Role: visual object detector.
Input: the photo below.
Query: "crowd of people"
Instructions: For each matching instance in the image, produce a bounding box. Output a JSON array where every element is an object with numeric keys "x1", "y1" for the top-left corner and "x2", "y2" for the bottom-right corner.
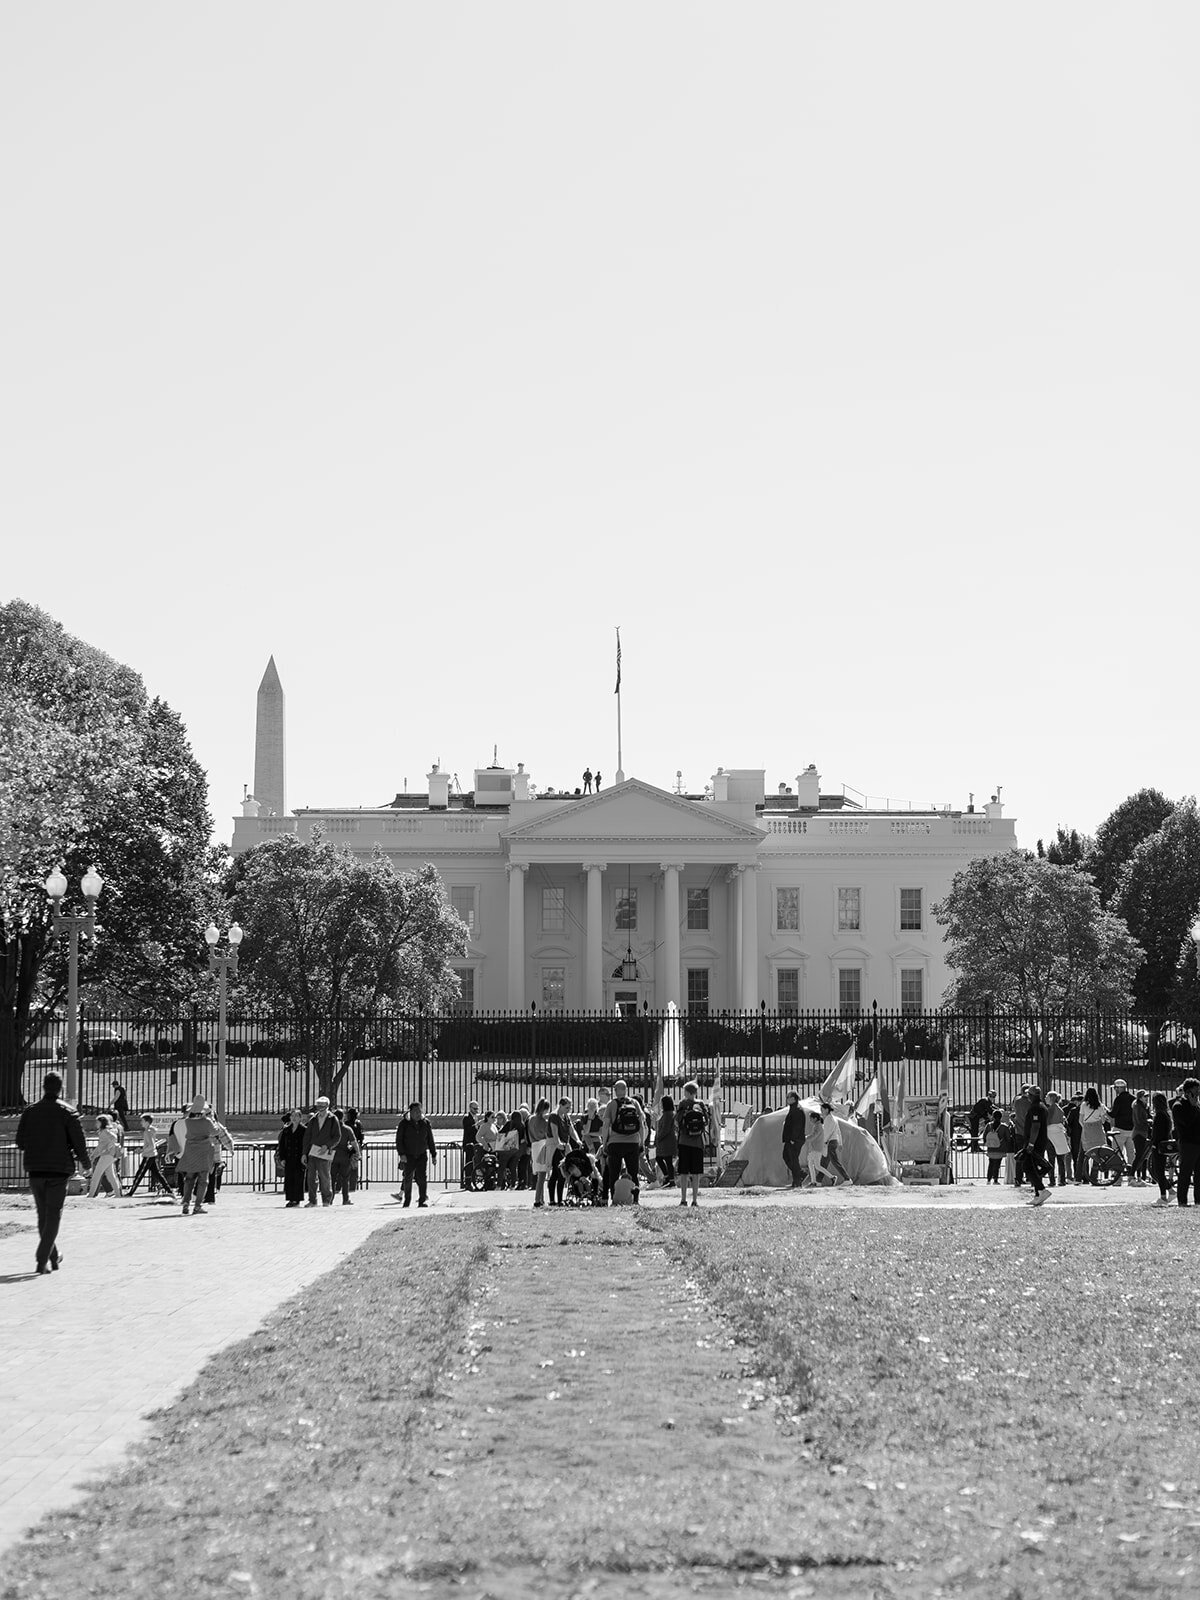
[
  {"x1": 462, "y1": 1078, "x2": 719, "y2": 1207},
  {"x1": 971, "y1": 1077, "x2": 1200, "y2": 1207}
]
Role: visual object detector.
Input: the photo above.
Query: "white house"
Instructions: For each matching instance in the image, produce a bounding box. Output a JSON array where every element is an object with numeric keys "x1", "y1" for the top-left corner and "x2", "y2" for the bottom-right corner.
[{"x1": 232, "y1": 666, "x2": 1017, "y2": 1015}]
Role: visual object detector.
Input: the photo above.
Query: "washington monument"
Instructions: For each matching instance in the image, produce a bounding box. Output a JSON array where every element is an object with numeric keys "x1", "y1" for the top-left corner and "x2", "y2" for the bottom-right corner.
[{"x1": 253, "y1": 656, "x2": 286, "y2": 817}]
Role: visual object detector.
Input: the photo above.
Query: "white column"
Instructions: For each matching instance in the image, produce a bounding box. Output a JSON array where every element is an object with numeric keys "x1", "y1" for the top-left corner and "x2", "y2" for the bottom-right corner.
[
  {"x1": 506, "y1": 862, "x2": 526, "y2": 1007},
  {"x1": 740, "y1": 863, "x2": 759, "y2": 1008},
  {"x1": 730, "y1": 867, "x2": 743, "y2": 1009},
  {"x1": 661, "y1": 861, "x2": 682, "y2": 1010},
  {"x1": 584, "y1": 861, "x2": 605, "y2": 1010}
]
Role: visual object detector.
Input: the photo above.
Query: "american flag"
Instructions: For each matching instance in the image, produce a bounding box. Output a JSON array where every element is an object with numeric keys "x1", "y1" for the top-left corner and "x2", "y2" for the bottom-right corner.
[{"x1": 614, "y1": 626, "x2": 621, "y2": 695}]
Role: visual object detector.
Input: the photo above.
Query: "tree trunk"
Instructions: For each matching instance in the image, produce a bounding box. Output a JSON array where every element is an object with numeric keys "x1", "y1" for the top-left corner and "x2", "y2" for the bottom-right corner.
[{"x1": 0, "y1": 1009, "x2": 26, "y2": 1109}]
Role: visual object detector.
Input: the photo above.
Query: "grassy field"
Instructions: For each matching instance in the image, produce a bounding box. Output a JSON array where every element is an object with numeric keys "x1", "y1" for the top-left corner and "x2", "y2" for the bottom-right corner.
[{"x1": 3, "y1": 1201, "x2": 1198, "y2": 1598}]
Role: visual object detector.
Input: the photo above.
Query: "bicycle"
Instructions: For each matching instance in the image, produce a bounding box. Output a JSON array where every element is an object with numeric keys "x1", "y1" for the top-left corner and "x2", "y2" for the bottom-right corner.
[{"x1": 1081, "y1": 1136, "x2": 1177, "y2": 1190}]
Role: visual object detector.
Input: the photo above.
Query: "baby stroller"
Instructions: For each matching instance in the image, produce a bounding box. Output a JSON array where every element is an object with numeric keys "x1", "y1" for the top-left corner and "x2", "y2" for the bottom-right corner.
[{"x1": 561, "y1": 1148, "x2": 602, "y2": 1207}]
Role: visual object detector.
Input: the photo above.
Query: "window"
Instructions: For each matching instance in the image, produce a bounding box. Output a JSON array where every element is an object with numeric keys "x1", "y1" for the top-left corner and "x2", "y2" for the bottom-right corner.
[
  {"x1": 615, "y1": 887, "x2": 637, "y2": 931},
  {"x1": 775, "y1": 887, "x2": 800, "y2": 932},
  {"x1": 541, "y1": 886, "x2": 565, "y2": 932},
  {"x1": 541, "y1": 966, "x2": 566, "y2": 1010},
  {"x1": 449, "y1": 885, "x2": 476, "y2": 936},
  {"x1": 777, "y1": 968, "x2": 799, "y2": 1014},
  {"x1": 900, "y1": 888, "x2": 923, "y2": 931},
  {"x1": 687, "y1": 888, "x2": 709, "y2": 930},
  {"x1": 687, "y1": 968, "x2": 710, "y2": 1016},
  {"x1": 838, "y1": 967, "x2": 862, "y2": 1018},
  {"x1": 837, "y1": 888, "x2": 861, "y2": 932},
  {"x1": 901, "y1": 968, "x2": 924, "y2": 1014},
  {"x1": 451, "y1": 966, "x2": 475, "y2": 1015}
]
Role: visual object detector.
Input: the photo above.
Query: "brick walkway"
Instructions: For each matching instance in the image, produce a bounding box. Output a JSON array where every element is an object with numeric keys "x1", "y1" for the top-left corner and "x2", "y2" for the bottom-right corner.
[{"x1": 0, "y1": 1187, "x2": 409, "y2": 1555}]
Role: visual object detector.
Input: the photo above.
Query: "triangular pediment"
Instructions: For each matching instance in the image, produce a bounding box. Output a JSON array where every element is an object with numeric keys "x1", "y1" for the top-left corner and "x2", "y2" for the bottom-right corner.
[{"x1": 504, "y1": 779, "x2": 762, "y2": 850}]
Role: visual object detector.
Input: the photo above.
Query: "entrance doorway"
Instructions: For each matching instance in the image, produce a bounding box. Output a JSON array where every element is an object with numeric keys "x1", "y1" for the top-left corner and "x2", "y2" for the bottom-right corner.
[{"x1": 606, "y1": 983, "x2": 653, "y2": 1015}]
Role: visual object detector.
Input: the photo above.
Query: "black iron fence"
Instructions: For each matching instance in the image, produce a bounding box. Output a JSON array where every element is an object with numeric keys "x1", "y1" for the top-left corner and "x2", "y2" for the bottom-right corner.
[{"x1": 20, "y1": 1003, "x2": 1200, "y2": 1121}]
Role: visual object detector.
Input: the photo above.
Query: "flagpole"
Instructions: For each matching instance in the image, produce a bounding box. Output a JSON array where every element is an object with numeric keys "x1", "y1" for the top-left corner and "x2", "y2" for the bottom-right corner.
[{"x1": 614, "y1": 625, "x2": 625, "y2": 783}]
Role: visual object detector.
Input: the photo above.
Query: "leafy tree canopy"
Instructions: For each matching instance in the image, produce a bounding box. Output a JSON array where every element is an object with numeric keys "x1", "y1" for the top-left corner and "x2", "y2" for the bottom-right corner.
[
  {"x1": 225, "y1": 833, "x2": 470, "y2": 1099},
  {"x1": 1088, "y1": 787, "x2": 1175, "y2": 907},
  {"x1": 0, "y1": 601, "x2": 215, "y2": 1104},
  {"x1": 934, "y1": 853, "x2": 1142, "y2": 1015},
  {"x1": 1036, "y1": 826, "x2": 1091, "y2": 868},
  {"x1": 1114, "y1": 798, "x2": 1200, "y2": 1015}
]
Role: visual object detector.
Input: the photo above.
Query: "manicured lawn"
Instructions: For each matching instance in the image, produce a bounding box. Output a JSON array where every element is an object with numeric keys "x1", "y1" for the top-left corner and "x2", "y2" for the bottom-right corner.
[{"x1": 3, "y1": 1201, "x2": 1198, "y2": 1599}]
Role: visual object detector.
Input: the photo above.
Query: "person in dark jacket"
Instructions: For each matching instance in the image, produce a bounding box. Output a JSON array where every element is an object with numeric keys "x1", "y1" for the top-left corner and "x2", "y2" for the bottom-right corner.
[
  {"x1": 1149, "y1": 1092, "x2": 1174, "y2": 1207},
  {"x1": 330, "y1": 1109, "x2": 361, "y2": 1205},
  {"x1": 654, "y1": 1095, "x2": 678, "y2": 1189},
  {"x1": 1171, "y1": 1078, "x2": 1200, "y2": 1208},
  {"x1": 969, "y1": 1092, "x2": 996, "y2": 1151},
  {"x1": 1023, "y1": 1085, "x2": 1050, "y2": 1206},
  {"x1": 276, "y1": 1109, "x2": 307, "y2": 1207},
  {"x1": 781, "y1": 1092, "x2": 806, "y2": 1189},
  {"x1": 396, "y1": 1100, "x2": 437, "y2": 1207},
  {"x1": 461, "y1": 1100, "x2": 480, "y2": 1190},
  {"x1": 110, "y1": 1080, "x2": 131, "y2": 1132},
  {"x1": 16, "y1": 1073, "x2": 91, "y2": 1273}
]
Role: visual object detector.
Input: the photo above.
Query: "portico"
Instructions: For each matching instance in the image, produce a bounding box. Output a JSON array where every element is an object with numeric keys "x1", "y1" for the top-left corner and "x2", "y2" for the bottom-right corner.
[{"x1": 502, "y1": 781, "x2": 764, "y2": 1011}]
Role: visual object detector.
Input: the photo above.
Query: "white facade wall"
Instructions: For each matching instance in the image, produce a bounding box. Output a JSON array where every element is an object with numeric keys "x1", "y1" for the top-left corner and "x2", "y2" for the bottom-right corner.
[{"x1": 231, "y1": 782, "x2": 1016, "y2": 1013}]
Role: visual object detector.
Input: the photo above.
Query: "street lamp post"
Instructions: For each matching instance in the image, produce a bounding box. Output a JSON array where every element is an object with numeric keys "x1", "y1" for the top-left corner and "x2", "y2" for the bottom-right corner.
[
  {"x1": 205, "y1": 922, "x2": 243, "y2": 1124},
  {"x1": 44, "y1": 866, "x2": 104, "y2": 1106}
]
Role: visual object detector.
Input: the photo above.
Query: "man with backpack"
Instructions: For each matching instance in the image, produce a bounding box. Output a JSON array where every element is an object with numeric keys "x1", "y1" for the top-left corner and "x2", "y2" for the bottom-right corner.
[
  {"x1": 600, "y1": 1080, "x2": 646, "y2": 1204},
  {"x1": 676, "y1": 1079, "x2": 717, "y2": 1207}
]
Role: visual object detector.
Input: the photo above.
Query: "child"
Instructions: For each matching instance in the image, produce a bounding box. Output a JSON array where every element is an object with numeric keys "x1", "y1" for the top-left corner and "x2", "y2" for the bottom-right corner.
[
  {"x1": 984, "y1": 1109, "x2": 1004, "y2": 1183},
  {"x1": 800, "y1": 1110, "x2": 827, "y2": 1187}
]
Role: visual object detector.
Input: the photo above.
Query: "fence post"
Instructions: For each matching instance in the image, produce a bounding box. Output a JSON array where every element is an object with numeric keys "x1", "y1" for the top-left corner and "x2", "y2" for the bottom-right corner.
[
  {"x1": 759, "y1": 1000, "x2": 767, "y2": 1111},
  {"x1": 529, "y1": 1001, "x2": 537, "y2": 1106},
  {"x1": 190, "y1": 1001, "x2": 199, "y2": 1102},
  {"x1": 983, "y1": 1000, "x2": 992, "y2": 1097},
  {"x1": 872, "y1": 1000, "x2": 879, "y2": 1080}
]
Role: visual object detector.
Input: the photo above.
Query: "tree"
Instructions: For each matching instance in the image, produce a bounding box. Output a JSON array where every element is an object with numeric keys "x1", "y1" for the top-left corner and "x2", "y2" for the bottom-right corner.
[
  {"x1": 934, "y1": 855, "x2": 1142, "y2": 1083},
  {"x1": 225, "y1": 833, "x2": 470, "y2": 1101},
  {"x1": 1036, "y1": 826, "x2": 1091, "y2": 868},
  {"x1": 1088, "y1": 788, "x2": 1175, "y2": 907},
  {"x1": 0, "y1": 602, "x2": 216, "y2": 1106},
  {"x1": 1114, "y1": 798, "x2": 1200, "y2": 1018}
]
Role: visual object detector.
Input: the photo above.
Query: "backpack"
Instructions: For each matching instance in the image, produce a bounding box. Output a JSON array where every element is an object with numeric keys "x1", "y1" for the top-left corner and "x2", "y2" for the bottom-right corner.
[
  {"x1": 679, "y1": 1100, "x2": 710, "y2": 1139},
  {"x1": 611, "y1": 1099, "x2": 641, "y2": 1137}
]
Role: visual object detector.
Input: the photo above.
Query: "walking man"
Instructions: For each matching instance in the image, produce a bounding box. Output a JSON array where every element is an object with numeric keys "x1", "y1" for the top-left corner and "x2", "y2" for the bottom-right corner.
[
  {"x1": 16, "y1": 1072, "x2": 91, "y2": 1274},
  {"x1": 1024, "y1": 1084, "x2": 1051, "y2": 1206},
  {"x1": 397, "y1": 1100, "x2": 437, "y2": 1207},
  {"x1": 781, "y1": 1091, "x2": 806, "y2": 1188}
]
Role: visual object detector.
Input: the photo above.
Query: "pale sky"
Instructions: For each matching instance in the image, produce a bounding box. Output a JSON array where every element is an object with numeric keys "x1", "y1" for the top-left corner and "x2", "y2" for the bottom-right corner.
[{"x1": 3, "y1": 3, "x2": 1197, "y2": 850}]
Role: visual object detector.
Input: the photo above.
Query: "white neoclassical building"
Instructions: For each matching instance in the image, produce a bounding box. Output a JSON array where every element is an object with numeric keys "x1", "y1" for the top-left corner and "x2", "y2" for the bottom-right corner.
[{"x1": 232, "y1": 665, "x2": 1018, "y2": 1014}]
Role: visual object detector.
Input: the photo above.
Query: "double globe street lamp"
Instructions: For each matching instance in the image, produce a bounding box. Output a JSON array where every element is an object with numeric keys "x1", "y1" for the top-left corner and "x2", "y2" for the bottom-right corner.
[
  {"x1": 44, "y1": 865, "x2": 105, "y2": 1105},
  {"x1": 205, "y1": 921, "x2": 243, "y2": 1124}
]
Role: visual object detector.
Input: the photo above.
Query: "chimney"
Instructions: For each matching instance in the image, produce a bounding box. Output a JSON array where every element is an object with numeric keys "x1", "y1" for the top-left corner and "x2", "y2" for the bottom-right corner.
[
  {"x1": 513, "y1": 762, "x2": 531, "y2": 801},
  {"x1": 428, "y1": 763, "x2": 450, "y2": 810},
  {"x1": 242, "y1": 793, "x2": 261, "y2": 818},
  {"x1": 711, "y1": 768, "x2": 729, "y2": 803},
  {"x1": 795, "y1": 764, "x2": 821, "y2": 809},
  {"x1": 985, "y1": 791, "x2": 1004, "y2": 820}
]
